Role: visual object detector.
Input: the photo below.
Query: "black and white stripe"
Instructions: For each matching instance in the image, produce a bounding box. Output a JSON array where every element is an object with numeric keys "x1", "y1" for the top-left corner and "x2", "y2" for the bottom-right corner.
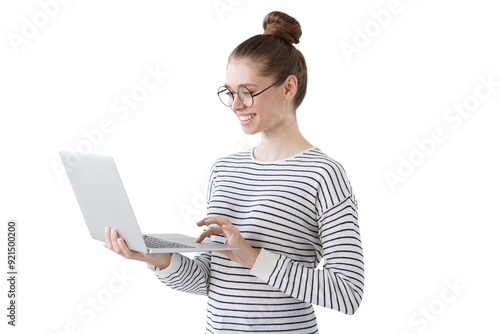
[{"x1": 154, "y1": 147, "x2": 364, "y2": 333}]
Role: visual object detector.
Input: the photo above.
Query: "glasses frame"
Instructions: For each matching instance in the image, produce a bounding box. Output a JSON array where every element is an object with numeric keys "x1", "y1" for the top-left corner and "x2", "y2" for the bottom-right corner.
[{"x1": 217, "y1": 77, "x2": 286, "y2": 108}]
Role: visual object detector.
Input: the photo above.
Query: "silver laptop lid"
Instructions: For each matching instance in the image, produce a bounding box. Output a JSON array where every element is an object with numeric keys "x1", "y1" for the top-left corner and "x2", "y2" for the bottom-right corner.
[{"x1": 59, "y1": 151, "x2": 148, "y2": 253}]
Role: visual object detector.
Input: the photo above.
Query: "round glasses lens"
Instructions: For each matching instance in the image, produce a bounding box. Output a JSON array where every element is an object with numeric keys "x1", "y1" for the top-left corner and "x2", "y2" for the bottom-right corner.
[
  {"x1": 218, "y1": 86, "x2": 233, "y2": 107},
  {"x1": 238, "y1": 86, "x2": 254, "y2": 107}
]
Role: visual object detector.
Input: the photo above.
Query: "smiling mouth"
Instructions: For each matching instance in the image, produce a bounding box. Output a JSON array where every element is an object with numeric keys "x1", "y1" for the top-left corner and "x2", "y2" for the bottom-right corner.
[{"x1": 239, "y1": 114, "x2": 256, "y2": 121}]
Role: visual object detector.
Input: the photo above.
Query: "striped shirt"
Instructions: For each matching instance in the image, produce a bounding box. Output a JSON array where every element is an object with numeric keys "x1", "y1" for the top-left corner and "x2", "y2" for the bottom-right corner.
[{"x1": 150, "y1": 147, "x2": 364, "y2": 333}]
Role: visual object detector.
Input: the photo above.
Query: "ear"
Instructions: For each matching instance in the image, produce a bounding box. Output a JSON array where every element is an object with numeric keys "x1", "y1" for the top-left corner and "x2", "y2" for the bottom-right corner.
[{"x1": 282, "y1": 75, "x2": 298, "y2": 102}]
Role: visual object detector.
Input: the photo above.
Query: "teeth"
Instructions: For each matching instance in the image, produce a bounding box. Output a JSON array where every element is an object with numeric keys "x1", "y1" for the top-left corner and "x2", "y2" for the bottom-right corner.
[{"x1": 240, "y1": 114, "x2": 255, "y2": 121}]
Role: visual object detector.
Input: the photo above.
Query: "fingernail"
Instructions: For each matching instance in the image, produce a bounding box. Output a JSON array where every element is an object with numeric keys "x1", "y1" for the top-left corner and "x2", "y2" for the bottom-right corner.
[
  {"x1": 205, "y1": 218, "x2": 212, "y2": 222},
  {"x1": 118, "y1": 238, "x2": 122, "y2": 244},
  {"x1": 105, "y1": 226, "x2": 109, "y2": 232},
  {"x1": 112, "y1": 228, "x2": 116, "y2": 235}
]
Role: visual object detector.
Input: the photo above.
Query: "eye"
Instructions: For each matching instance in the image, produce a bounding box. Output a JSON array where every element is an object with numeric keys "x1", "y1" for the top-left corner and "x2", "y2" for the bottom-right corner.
[
  {"x1": 239, "y1": 86, "x2": 253, "y2": 96},
  {"x1": 220, "y1": 88, "x2": 234, "y2": 97}
]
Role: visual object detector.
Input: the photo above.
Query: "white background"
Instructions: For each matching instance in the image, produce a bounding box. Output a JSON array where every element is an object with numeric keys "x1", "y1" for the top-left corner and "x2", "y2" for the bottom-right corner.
[{"x1": 1, "y1": 0, "x2": 499, "y2": 333}]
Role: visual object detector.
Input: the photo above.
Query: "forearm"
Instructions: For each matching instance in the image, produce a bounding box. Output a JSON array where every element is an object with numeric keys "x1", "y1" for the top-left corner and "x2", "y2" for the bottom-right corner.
[
  {"x1": 250, "y1": 248, "x2": 364, "y2": 314},
  {"x1": 149, "y1": 252, "x2": 212, "y2": 296},
  {"x1": 146, "y1": 253, "x2": 172, "y2": 270}
]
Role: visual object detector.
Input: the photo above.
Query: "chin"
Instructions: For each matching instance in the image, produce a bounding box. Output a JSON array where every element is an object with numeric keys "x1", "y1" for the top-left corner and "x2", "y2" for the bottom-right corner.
[{"x1": 242, "y1": 127, "x2": 259, "y2": 135}]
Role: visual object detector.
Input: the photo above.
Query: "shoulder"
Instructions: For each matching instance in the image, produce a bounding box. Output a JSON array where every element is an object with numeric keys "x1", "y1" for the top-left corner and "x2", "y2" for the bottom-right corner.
[
  {"x1": 300, "y1": 148, "x2": 351, "y2": 183},
  {"x1": 301, "y1": 147, "x2": 356, "y2": 206}
]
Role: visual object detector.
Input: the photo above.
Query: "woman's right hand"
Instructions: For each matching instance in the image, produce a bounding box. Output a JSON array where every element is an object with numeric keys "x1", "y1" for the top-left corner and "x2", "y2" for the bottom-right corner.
[{"x1": 104, "y1": 226, "x2": 172, "y2": 270}]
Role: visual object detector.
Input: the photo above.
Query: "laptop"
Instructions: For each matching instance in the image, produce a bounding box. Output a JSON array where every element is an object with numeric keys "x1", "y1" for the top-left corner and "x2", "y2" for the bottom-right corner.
[{"x1": 59, "y1": 151, "x2": 238, "y2": 253}]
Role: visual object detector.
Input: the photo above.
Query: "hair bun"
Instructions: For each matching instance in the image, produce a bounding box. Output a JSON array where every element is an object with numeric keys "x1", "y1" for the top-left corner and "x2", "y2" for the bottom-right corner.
[{"x1": 263, "y1": 11, "x2": 302, "y2": 44}]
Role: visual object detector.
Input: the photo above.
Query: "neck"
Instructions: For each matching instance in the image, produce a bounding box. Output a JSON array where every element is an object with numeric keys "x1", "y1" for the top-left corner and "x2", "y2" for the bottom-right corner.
[{"x1": 254, "y1": 115, "x2": 313, "y2": 161}]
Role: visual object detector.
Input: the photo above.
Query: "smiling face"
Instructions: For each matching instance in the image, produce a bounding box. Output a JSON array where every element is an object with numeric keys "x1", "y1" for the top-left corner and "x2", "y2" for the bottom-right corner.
[{"x1": 225, "y1": 58, "x2": 294, "y2": 135}]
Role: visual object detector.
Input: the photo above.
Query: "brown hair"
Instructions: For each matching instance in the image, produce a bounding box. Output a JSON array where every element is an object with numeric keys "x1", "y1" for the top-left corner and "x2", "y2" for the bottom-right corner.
[{"x1": 228, "y1": 11, "x2": 307, "y2": 109}]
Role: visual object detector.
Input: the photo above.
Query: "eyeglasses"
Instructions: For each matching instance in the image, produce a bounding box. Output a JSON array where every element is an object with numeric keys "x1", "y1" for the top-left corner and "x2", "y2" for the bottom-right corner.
[{"x1": 217, "y1": 78, "x2": 284, "y2": 108}]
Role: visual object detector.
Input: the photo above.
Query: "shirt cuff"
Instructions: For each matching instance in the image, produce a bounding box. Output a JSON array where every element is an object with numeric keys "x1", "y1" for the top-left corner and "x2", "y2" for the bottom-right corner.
[
  {"x1": 147, "y1": 253, "x2": 182, "y2": 278},
  {"x1": 250, "y1": 248, "x2": 281, "y2": 283}
]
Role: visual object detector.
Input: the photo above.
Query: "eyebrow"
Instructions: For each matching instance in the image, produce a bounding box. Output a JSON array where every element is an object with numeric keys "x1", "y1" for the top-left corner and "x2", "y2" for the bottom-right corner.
[{"x1": 225, "y1": 83, "x2": 258, "y2": 89}]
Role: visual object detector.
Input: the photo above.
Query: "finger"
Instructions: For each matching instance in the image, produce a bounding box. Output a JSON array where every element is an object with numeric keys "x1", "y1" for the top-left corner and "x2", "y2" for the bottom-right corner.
[
  {"x1": 196, "y1": 225, "x2": 223, "y2": 243},
  {"x1": 110, "y1": 228, "x2": 123, "y2": 254},
  {"x1": 201, "y1": 216, "x2": 231, "y2": 227},
  {"x1": 104, "y1": 226, "x2": 119, "y2": 251},
  {"x1": 116, "y1": 238, "x2": 136, "y2": 259},
  {"x1": 196, "y1": 217, "x2": 210, "y2": 226},
  {"x1": 196, "y1": 216, "x2": 223, "y2": 227},
  {"x1": 104, "y1": 226, "x2": 112, "y2": 248},
  {"x1": 221, "y1": 223, "x2": 238, "y2": 235}
]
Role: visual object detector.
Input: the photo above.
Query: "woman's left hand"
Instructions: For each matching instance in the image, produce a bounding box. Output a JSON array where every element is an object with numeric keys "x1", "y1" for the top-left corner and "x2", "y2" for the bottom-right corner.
[{"x1": 196, "y1": 216, "x2": 259, "y2": 269}]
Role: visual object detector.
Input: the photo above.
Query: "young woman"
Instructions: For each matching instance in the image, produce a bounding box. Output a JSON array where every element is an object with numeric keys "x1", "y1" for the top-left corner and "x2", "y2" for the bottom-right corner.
[{"x1": 105, "y1": 11, "x2": 364, "y2": 333}]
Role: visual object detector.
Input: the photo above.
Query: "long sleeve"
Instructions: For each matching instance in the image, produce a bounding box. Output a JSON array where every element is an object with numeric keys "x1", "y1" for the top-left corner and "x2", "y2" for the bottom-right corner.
[
  {"x1": 150, "y1": 251, "x2": 212, "y2": 295},
  {"x1": 250, "y1": 195, "x2": 364, "y2": 314}
]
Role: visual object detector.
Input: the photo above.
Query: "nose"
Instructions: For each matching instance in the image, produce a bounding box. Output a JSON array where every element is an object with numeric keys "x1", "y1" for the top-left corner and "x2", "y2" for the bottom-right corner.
[{"x1": 231, "y1": 92, "x2": 245, "y2": 112}]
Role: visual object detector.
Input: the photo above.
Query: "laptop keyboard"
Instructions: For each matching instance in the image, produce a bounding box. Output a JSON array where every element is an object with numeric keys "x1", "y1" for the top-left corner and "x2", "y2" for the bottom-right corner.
[{"x1": 143, "y1": 235, "x2": 192, "y2": 249}]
